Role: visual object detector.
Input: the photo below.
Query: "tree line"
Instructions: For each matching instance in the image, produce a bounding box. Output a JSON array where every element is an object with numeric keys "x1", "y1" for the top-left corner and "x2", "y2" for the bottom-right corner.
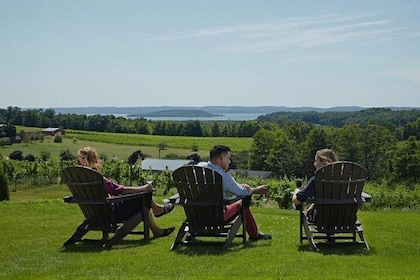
[
  {"x1": 1, "y1": 106, "x2": 420, "y2": 185},
  {"x1": 1, "y1": 106, "x2": 420, "y2": 139}
]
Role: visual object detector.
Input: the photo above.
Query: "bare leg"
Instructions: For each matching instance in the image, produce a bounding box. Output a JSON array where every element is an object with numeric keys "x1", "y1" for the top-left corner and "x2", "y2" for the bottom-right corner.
[
  {"x1": 147, "y1": 212, "x2": 165, "y2": 237},
  {"x1": 151, "y1": 199, "x2": 174, "y2": 217},
  {"x1": 150, "y1": 200, "x2": 162, "y2": 215}
]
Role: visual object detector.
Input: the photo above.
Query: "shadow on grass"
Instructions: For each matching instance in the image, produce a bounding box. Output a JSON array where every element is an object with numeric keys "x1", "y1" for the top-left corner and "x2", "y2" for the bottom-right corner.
[
  {"x1": 59, "y1": 238, "x2": 151, "y2": 253},
  {"x1": 297, "y1": 243, "x2": 372, "y2": 255},
  {"x1": 172, "y1": 239, "x2": 272, "y2": 256}
]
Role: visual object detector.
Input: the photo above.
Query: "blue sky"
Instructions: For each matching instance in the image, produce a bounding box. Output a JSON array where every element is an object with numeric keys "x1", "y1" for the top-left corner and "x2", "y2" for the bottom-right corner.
[{"x1": 1, "y1": 0, "x2": 419, "y2": 109}]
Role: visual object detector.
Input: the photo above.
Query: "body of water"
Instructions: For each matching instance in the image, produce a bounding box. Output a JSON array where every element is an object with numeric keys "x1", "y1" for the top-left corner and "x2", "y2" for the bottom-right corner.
[{"x1": 114, "y1": 113, "x2": 263, "y2": 121}]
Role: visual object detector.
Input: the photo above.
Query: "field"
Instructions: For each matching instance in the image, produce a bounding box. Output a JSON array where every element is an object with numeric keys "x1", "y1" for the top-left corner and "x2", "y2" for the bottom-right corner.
[
  {"x1": 1, "y1": 186, "x2": 419, "y2": 279},
  {"x1": 1, "y1": 128, "x2": 419, "y2": 279},
  {"x1": 3, "y1": 128, "x2": 253, "y2": 160}
]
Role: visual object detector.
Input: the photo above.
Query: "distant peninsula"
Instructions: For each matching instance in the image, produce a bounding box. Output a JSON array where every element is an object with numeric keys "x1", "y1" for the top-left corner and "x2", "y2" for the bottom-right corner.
[{"x1": 127, "y1": 109, "x2": 222, "y2": 118}]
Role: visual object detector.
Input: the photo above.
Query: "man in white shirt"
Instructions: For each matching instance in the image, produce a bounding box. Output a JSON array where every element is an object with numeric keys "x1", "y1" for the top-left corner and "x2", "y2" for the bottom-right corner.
[{"x1": 197, "y1": 145, "x2": 272, "y2": 241}]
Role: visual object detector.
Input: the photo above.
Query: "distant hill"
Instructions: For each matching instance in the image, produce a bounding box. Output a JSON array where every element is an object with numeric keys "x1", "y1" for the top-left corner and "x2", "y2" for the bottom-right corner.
[
  {"x1": 51, "y1": 106, "x2": 418, "y2": 116},
  {"x1": 127, "y1": 109, "x2": 221, "y2": 118}
]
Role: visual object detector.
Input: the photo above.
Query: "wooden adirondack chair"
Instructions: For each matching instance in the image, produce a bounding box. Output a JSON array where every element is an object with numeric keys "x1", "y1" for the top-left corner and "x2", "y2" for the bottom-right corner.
[
  {"x1": 299, "y1": 161, "x2": 370, "y2": 251},
  {"x1": 171, "y1": 165, "x2": 250, "y2": 250},
  {"x1": 61, "y1": 165, "x2": 152, "y2": 249}
]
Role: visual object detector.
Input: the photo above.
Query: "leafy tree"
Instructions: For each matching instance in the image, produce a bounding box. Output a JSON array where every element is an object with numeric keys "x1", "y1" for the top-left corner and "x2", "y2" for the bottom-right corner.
[
  {"x1": 360, "y1": 124, "x2": 397, "y2": 180},
  {"x1": 211, "y1": 122, "x2": 221, "y2": 137},
  {"x1": 22, "y1": 109, "x2": 41, "y2": 127},
  {"x1": 335, "y1": 123, "x2": 363, "y2": 162},
  {"x1": 0, "y1": 124, "x2": 16, "y2": 139},
  {"x1": 283, "y1": 121, "x2": 314, "y2": 143},
  {"x1": 390, "y1": 136, "x2": 420, "y2": 184},
  {"x1": 237, "y1": 121, "x2": 261, "y2": 137},
  {"x1": 158, "y1": 142, "x2": 167, "y2": 159},
  {"x1": 152, "y1": 121, "x2": 167, "y2": 135},
  {"x1": 301, "y1": 126, "x2": 336, "y2": 176},
  {"x1": 86, "y1": 114, "x2": 109, "y2": 132},
  {"x1": 266, "y1": 129, "x2": 299, "y2": 177},
  {"x1": 184, "y1": 121, "x2": 204, "y2": 137},
  {"x1": 402, "y1": 118, "x2": 420, "y2": 140},
  {"x1": 249, "y1": 128, "x2": 278, "y2": 171}
]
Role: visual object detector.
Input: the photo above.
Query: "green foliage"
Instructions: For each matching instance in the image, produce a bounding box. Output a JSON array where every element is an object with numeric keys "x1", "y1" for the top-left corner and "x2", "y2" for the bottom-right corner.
[
  {"x1": 40, "y1": 151, "x2": 51, "y2": 161},
  {"x1": 0, "y1": 169, "x2": 9, "y2": 201},
  {"x1": 363, "y1": 182, "x2": 420, "y2": 210},
  {"x1": 0, "y1": 154, "x2": 419, "y2": 210},
  {"x1": 389, "y1": 136, "x2": 420, "y2": 184},
  {"x1": 53, "y1": 133, "x2": 63, "y2": 143},
  {"x1": 0, "y1": 158, "x2": 65, "y2": 190},
  {"x1": 0, "y1": 137, "x2": 11, "y2": 146}
]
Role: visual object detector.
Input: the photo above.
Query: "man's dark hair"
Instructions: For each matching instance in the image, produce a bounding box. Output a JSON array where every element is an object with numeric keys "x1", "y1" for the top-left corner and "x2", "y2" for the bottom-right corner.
[{"x1": 209, "y1": 145, "x2": 231, "y2": 160}]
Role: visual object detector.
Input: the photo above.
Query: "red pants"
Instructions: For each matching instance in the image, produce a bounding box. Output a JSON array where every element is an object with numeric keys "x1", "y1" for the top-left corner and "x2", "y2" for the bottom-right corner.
[{"x1": 224, "y1": 200, "x2": 258, "y2": 238}]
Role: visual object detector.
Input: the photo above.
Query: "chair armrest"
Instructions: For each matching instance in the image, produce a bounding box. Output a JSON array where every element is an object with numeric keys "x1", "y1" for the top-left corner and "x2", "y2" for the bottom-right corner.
[
  {"x1": 62, "y1": 195, "x2": 75, "y2": 203},
  {"x1": 168, "y1": 193, "x2": 180, "y2": 204},
  {"x1": 107, "y1": 191, "x2": 152, "y2": 204},
  {"x1": 362, "y1": 192, "x2": 372, "y2": 202}
]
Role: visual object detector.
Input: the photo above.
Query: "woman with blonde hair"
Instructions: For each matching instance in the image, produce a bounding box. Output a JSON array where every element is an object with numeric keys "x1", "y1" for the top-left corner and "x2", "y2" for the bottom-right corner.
[
  {"x1": 292, "y1": 148, "x2": 338, "y2": 221},
  {"x1": 77, "y1": 146, "x2": 175, "y2": 238}
]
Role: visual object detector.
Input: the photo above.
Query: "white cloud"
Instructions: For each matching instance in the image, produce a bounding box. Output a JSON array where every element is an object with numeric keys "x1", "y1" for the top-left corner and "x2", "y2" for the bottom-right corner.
[{"x1": 148, "y1": 13, "x2": 419, "y2": 56}]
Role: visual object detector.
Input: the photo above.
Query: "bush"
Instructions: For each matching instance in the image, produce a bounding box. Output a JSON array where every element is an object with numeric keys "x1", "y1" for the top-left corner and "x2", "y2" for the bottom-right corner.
[
  {"x1": 54, "y1": 134, "x2": 63, "y2": 143},
  {"x1": 0, "y1": 137, "x2": 11, "y2": 146},
  {"x1": 9, "y1": 150, "x2": 24, "y2": 160},
  {"x1": 40, "y1": 151, "x2": 51, "y2": 161},
  {"x1": 60, "y1": 149, "x2": 75, "y2": 161},
  {"x1": 0, "y1": 170, "x2": 10, "y2": 201},
  {"x1": 25, "y1": 154, "x2": 36, "y2": 162}
]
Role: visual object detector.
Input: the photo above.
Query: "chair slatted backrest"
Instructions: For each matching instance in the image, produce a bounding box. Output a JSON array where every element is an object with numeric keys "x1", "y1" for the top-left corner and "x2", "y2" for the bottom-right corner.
[
  {"x1": 61, "y1": 166, "x2": 117, "y2": 232},
  {"x1": 314, "y1": 161, "x2": 367, "y2": 234},
  {"x1": 172, "y1": 165, "x2": 225, "y2": 231}
]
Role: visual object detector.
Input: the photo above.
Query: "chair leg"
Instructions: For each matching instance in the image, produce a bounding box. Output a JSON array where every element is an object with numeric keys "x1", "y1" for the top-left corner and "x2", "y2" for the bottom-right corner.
[
  {"x1": 223, "y1": 216, "x2": 242, "y2": 250},
  {"x1": 301, "y1": 214, "x2": 317, "y2": 251},
  {"x1": 357, "y1": 226, "x2": 370, "y2": 251},
  {"x1": 104, "y1": 212, "x2": 143, "y2": 249},
  {"x1": 142, "y1": 206, "x2": 150, "y2": 242},
  {"x1": 171, "y1": 221, "x2": 188, "y2": 250},
  {"x1": 241, "y1": 207, "x2": 247, "y2": 244},
  {"x1": 63, "y1": 221, "x2": 90, "y2": 246}
]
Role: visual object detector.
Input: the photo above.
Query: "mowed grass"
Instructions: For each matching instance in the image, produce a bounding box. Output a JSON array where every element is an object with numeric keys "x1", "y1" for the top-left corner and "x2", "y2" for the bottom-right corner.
[{"x1": 1, "y1": 187, "x2": 419, "y2": 279}]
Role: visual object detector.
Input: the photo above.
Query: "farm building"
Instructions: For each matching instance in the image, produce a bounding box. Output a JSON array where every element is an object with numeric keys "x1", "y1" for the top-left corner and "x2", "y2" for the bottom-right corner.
[
  {"x1": 141, "y1": 158, "x2": 193, "y2": 172},
  {"x1": 42, "y1": 127, "x2": 65, "y2": 136}
]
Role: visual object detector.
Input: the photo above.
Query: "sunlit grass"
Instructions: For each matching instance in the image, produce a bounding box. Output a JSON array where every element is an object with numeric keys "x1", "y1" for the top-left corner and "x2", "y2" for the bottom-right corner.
[{"x1": 1, "y1": 187, "x2": 419, "y2": 279}]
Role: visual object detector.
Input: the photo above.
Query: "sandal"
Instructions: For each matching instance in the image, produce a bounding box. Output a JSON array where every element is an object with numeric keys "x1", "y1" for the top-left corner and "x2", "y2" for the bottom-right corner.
[
  {"x1": 249, "y1": 232, "x2": 272, "y2": 241},
  {"x1": 160, "y1": 226, "x2": 175, "y2": 237},
  {"x1": 154, "y1": 203, "x2": 175, "y2": 218}
]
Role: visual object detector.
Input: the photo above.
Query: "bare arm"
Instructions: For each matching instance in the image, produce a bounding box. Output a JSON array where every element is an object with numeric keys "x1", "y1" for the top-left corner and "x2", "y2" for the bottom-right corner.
[
  {"x1": 120, "y1": 184, "x2": 153, "y2": 194},
  {"x1": 292, "y1": 189, "x2": 302, "y2": 205},
  {"x1": 250, "y1": 185, "x2": 268, "y2": 195}
]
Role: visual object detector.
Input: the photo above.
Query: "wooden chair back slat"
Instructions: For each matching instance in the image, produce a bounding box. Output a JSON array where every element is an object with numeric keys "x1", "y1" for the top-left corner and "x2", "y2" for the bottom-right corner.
[
  {"x1": 171, "y1": 165, "x2": 248, "y2": 250},
  {"x1": 314, "y1": 161, "x2": 367, "y2": 234}
]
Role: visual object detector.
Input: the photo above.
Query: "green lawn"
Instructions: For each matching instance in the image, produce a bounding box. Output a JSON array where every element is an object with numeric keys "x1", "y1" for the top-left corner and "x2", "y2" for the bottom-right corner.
[{"x1": 1, "y1": 187, "x2": 419, "y2": 279}]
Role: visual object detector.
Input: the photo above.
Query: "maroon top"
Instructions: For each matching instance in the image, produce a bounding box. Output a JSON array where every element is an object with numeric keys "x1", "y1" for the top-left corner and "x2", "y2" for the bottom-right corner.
[{"x1": 103, "y1": 177, "x2": 125, "y2": 196}]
